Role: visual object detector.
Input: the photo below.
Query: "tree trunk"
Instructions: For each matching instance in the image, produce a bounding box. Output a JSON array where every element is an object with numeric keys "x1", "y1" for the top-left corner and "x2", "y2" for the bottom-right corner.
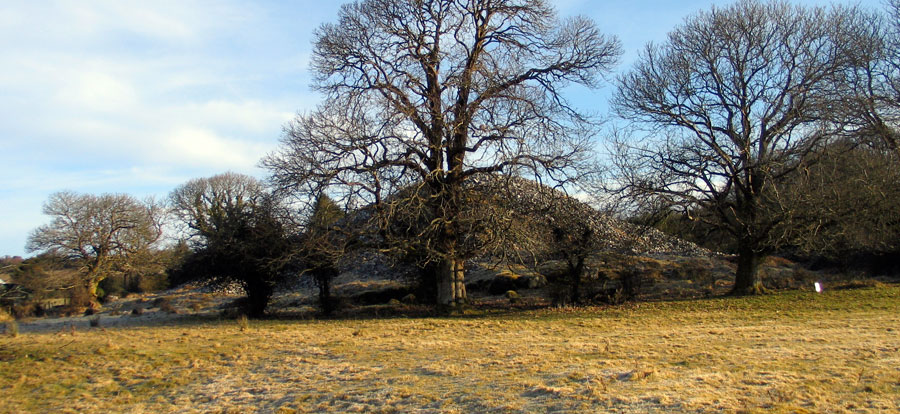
[
  {"x1": 567, "y1": 256, "x2": 585, "y2": 305},
  {"x1": 86, "y1": 278, "x2": 101, "y2": 299},
  {"x1": 437, "y1": 256, "x2": 466, "y2": 306},
  {"x1": 431, "y1": 173, "x2": 467, "y2": 308},
  {"x1": 316, "y1": 272, "x2": 335, "y2": 316},
  {"x1": 731, "y1": 245, "x2": 765, "y2": 295},
  {"x1": 85, "y1": 275, "x2": 104, "y2": 308},
  {"x1": 244, "y1": 278, "x2": 273, "y2": 318}
]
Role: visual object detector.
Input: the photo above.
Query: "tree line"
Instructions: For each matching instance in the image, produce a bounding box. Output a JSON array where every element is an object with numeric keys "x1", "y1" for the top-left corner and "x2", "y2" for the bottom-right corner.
[{"x1": 14, "y1": 0, "x2": 900, "y2": 316}]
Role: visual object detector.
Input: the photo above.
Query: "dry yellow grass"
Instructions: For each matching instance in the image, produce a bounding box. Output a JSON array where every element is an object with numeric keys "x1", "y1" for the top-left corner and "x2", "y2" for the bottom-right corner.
[{"x1": 1, "y1": 286, "x2": 898, "y2": 413}]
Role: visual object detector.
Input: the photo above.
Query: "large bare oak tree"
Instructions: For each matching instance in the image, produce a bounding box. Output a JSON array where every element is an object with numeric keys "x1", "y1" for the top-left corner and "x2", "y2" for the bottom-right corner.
[
  {"x1": 26, "y1": 192, "x2": 164, "y2": 305},
  {"x1": 611, "y1": 0, "x2": 870, "y2": 294},
  {"x1": 264, "y1": 0, "x2": 620, "y2": 306}
]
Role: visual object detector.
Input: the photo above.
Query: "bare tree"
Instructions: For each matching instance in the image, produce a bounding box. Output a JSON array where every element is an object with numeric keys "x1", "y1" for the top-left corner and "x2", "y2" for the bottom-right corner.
[
  {"x1": 263, "y1": 0, "x2": 620, "y2": 307},
  {"x1": 170, "y1": 173, "x2": 296, "y2": 317},
  {"x1": 837, "y1": 0, "x2": 900, "y2": 161},
  {"x1": 26, "y1": 192, "x2": 164, "y2": 305},
  {"x1": 783, "y1": 139, "x2": 900, "y2": 266},
  {"x1": 611, "y1": 0, "x2": 869, "y2": 294}
]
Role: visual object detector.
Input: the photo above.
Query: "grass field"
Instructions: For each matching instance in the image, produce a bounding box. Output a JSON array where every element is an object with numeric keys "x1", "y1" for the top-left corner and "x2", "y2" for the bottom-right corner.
[{"x1": 1, "y1": 286, "x2": 898, "y2": 413}]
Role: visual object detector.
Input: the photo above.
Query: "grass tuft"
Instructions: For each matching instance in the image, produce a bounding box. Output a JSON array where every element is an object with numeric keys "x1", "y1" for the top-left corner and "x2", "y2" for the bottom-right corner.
[{"x1": 237, "y1": 314, "x2": 250, "y2": 332}]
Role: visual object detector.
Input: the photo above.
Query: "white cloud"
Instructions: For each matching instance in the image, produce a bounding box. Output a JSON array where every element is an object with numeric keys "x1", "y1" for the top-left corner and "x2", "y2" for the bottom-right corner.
[
  {"x1": 55, "y1": 72, "x2": 139, "y2": 112},
  {"x1": 6, "y1": 1, "x2": 250, "y2": 46},
  {"x1": 154, "y1": 126, "x2": 268, "y2": 170},
  {"x1": 172, "y1": 100, "x2": 295, "y2": 135},
  {"x1": 0, "y1": 1, "x2": 304, "y2": 173}
]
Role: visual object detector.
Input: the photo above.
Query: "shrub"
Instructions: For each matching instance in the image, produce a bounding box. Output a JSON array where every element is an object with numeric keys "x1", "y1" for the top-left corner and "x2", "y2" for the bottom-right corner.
[
  {"x1": 150, "y1": 296, "x2": 178, "y2": 313},
  {"x1": 99, "y1": 276, "x2": 124, "y2": 299},
  {"x1": 547, "y1": 281, "x2": 571, "y2": 306},
  {"x1": 591, "y1": 283, "x2": 628, "y2": 305},
  {"x1": 67, "y1": 286, "x2": 92, "y2": 311},
  {"x1": 353, "y1": 287, "x2": 413, "y2": 305},
  {"x1": 488, "y1": 272, "x2": 521, "y2": 295},
  {"x1": 5, "y1": 320, "x2": 18, "y2": 337},
  {"x1": 792, "y1": 268, "x2": 816, "y2": 286},
  {"x1": 546, "y1": 266, "x2": 598, "y2": 306},
  {"x1": 153, "y1": 296, "x2": 173, "y2": 310},
  {"x1": 11, "y1": 301, "x2": 44, "y2": 319},
  {"x1": 89, "y1": 316, "x2": 100, "y2": 327},
  {"x1": 671, "y1": 259, "x2": 712, "y2": 281},
  {"x1": 160, "y1": 302, "x2": 178, "y2": 314},
  {"x1": 762, "y1": 267, "x2": 796, "y2": 290},
  {"x1": 619, "y1": 268, "x2": 645, "y2": 300},
  {"x1": 132, "y1": 273, "x2": 169, "y2": 293}
]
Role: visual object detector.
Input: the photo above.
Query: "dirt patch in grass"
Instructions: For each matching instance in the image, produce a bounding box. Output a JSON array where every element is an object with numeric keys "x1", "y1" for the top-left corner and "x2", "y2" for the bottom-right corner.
[{"x1": 1, "y1": 286, "x2": 898, "y2": 413}]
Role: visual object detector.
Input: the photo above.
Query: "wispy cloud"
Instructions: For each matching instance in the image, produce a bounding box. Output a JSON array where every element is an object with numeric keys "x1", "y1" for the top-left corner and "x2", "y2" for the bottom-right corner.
[{"x1": 0, "y1": 1, "x2": 334, "y2": 255}]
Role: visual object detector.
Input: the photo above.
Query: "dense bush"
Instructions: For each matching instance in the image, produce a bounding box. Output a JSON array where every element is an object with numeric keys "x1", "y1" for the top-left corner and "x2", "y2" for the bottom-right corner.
[
  {"x1": 67, "y1": 285, "x2": 93, "y2": 311},
  {"x1": 169, "y1": 173, "x2": 297, "y2": 317},
  {"x1": 11, "y1": 301, "x2": 44, "y2": 319}
]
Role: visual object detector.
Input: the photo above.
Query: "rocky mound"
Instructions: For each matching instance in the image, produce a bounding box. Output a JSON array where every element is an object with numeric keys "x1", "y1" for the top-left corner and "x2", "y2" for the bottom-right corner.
[
  {"x1": 466, "y1": 175, "x2": 709, "y2": 257},
  {"x1": 316, "y1": 174, "x2": 710, "y2": 298}
]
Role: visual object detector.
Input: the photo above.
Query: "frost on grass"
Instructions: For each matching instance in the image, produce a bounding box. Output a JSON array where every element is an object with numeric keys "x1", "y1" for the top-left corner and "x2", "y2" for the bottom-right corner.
[{"x1": 0, "y1": 288, "x2": 898, "y2": 413}]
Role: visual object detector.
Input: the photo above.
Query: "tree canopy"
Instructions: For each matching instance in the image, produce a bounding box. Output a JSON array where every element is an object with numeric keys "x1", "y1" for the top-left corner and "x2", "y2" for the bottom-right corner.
[
  {"x1": 26, "y1": 191, "x2": 164, "y2": 304},
  {"x1": 169, "y1": 172, "x2": 296, "y2": 317}
]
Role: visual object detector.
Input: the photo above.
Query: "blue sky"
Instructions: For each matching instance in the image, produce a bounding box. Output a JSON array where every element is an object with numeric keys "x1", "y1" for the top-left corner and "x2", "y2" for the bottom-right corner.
[{"x1": 0, "y1": 0, "x2": 883, "y2": 257}]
